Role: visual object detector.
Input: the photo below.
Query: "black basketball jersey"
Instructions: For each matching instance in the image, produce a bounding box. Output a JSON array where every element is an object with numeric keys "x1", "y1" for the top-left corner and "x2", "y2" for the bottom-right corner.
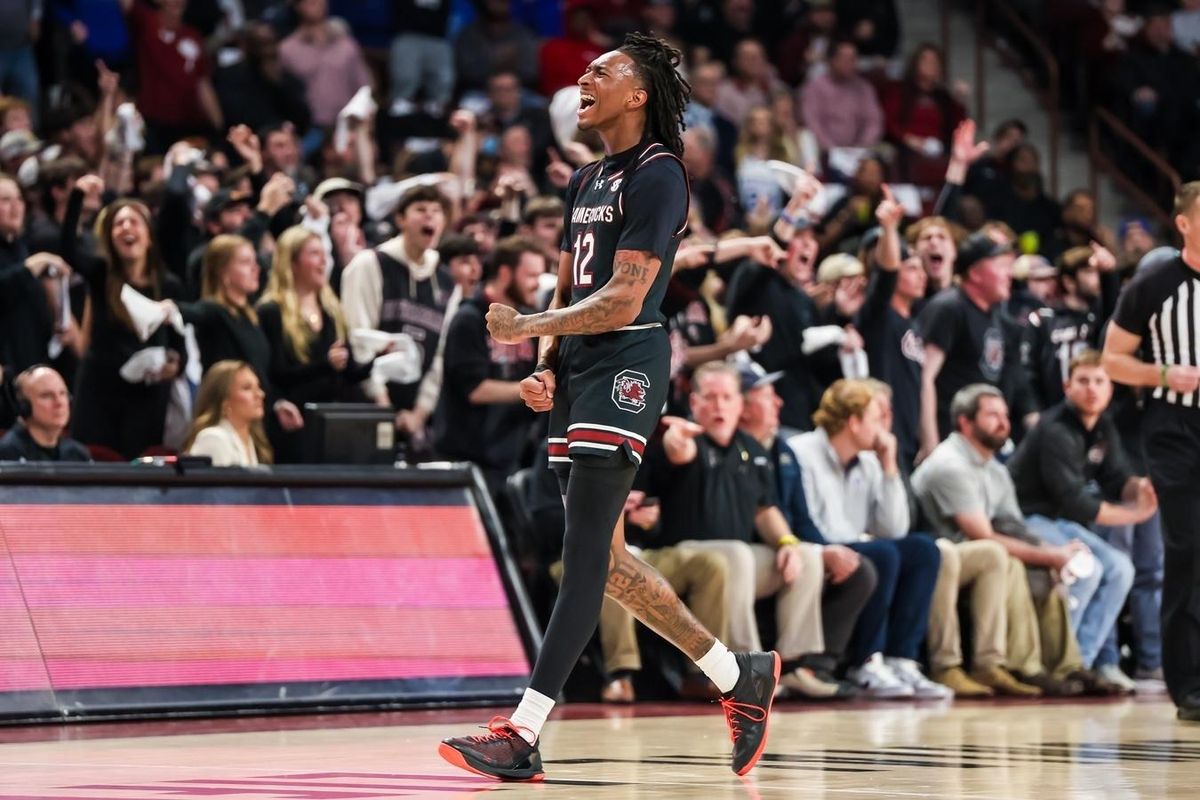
[{"x1": 559, "y1": 140, "x2": 689, "y2": 327}]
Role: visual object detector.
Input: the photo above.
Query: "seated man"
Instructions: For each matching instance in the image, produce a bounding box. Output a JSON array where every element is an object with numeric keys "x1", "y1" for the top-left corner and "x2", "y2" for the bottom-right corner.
[
  {"x1": 913, "y1": 384, "x2": 1127, "y2": 695},
  {"x1": 1007, "y1": 351, "x2": 1150, "y2": 692},
  {"x1": 640, "y1": 361, "x2": 867, "y2": 699},
  {"x1": 0, "y1": 365, "x2": 91, "y2": 462},
  {"x1": 432, "y1": 235, "x2": 541, "y2": 496},
  {"x1": 789, "y1": 379, "x2": 948, "y2": 699},
  {"x1": 738, "y1": 361, "x2": 876, "y2": 698}
]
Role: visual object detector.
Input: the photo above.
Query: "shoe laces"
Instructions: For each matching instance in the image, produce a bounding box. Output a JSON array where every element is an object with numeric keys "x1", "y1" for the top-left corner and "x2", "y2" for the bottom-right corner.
[
  {"x1": 465, "y1": 716, "x2": 534, "y2": 746},
  {"x1": 719, "y1": 697, "x2": 766, "y2": 743}
]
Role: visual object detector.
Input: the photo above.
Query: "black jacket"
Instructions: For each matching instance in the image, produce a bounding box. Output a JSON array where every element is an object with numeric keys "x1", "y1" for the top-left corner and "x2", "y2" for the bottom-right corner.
[{"x1": 1007, "y1": 401, "x2": 1134, "y2": 525}]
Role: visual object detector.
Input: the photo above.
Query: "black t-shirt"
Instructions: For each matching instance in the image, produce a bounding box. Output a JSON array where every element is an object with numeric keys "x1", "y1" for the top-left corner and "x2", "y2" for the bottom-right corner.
[
  {"x1": 0, "y1": 425, "x2": 92, "y2": 463},
  {"x1": 433, "y1": 292, "x2": 537, "y2": 471},
  {"x1": 1111, "y1": 249, "x2": 1200, "y2": 408},
  {"x1": 178, "y1": 300, "x2": 273, "y2": 392},
  {"x1": 560, "y1": 140, "x2": 688, "y2": 327},
  {"x1": 726, "y1": 262, "x2": 821, "y2": 430},
  {"x1": 917, "y1": 287, "x2": 1007, "y2": 437},
  {"x1": 858, "y1": 268, "x2": 924, "y2": 466},
  {"x1": 1023, "y1": 303, "x2": 1098, "y2": 410},
  {"x1": 663, "y1": 277, "x2": 717, "y2": 415},
  {"x1": 638, "y1": 429, "x2": 777, "y2": 547}
]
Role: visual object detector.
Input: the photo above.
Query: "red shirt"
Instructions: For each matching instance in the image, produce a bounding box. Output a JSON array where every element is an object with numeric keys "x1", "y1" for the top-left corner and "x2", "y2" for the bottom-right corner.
[
  {"x1": 539, "y1": 37, "x2": 605, "y2": 98},
  {"x1": 128, "y1": 3, "x2": 210, "y2": 129}
]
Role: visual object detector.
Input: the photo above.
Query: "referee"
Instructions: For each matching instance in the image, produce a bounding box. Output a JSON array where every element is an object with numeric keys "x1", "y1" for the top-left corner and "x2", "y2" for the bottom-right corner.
[{"x1": 1103, "y1": 181, "x2": 1200, "y2": 721}]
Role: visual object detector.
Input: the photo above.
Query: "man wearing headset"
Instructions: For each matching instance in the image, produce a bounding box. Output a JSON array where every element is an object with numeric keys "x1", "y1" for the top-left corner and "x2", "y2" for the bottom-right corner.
[{"x1": 0, "y1": 365, "x2": 91, "y2": 462}]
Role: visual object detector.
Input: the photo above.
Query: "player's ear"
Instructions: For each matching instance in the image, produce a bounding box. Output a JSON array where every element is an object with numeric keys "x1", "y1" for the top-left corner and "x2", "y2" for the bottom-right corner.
[{"x1": 626, "y1": 87, "x2": 648, "y2": 111}]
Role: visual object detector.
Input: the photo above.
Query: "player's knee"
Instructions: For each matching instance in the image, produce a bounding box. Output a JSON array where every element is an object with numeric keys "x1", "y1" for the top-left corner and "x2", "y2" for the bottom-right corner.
[{"x1": 570, "y1": 450, "x2": 638, "y2": 479}]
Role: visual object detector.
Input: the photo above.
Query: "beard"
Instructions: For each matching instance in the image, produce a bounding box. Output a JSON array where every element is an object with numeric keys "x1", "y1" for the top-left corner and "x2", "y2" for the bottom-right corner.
[{"x1": 972, "y1": 423, "x2": 1009, "y2": 452}]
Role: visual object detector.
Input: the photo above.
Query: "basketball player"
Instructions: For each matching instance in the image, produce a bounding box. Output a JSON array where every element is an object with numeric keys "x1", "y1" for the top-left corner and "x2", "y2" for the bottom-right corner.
[
  {"x1": 1102, "y1": 181, "x2": 1200, "y2": 721},
  {"x1": 438, "y1": 34, "x2": 781, "y2": 780}
]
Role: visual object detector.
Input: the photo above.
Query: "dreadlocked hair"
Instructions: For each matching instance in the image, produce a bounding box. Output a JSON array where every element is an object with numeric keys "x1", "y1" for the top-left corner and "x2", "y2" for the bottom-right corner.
[{"x1": 619, "y1": 33, "x2": 691, "y2": 157}]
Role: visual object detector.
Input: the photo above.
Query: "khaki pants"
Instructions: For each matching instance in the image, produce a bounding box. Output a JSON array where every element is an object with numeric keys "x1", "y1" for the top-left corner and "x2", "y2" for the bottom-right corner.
[
  {"x1": 674, "y1": 539, "x2": 825, "y2": 659},
  {"x1": 928, "y1": 538, "x2": 1009, "y2": 671},
  {"x1": 1005, "y1": 559, "x2": 1084, "y2": 676},
  {"x1": 551, "y1": 547, "x2": 731, "y2": 674}
]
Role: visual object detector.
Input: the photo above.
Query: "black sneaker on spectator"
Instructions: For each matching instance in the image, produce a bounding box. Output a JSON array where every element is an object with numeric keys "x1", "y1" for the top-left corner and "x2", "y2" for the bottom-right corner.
[{"x1": 1013, "y1": 671, "x2": 1085, "y2": 697}]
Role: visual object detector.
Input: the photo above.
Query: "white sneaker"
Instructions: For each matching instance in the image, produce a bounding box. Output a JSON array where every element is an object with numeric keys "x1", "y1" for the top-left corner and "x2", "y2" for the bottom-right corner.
[
  {"x1": 1096, "y1": 664, "x2": 1138, "y2": 694},
  {"x1": 884, "y1": 657, "x2": 954, "y2": 700},
  {"x1": 846, "y1": 653, "x2": 914, "y2": 699}
]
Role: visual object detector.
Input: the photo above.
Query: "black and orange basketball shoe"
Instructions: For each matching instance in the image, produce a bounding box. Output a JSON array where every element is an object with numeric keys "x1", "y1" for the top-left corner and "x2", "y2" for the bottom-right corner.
[
  {"x1": 720, "y1": 651, "x2": 782, "y2": 775},
  {"x1": 438, "y1": 717, "x2": 544, "y2": 781}
]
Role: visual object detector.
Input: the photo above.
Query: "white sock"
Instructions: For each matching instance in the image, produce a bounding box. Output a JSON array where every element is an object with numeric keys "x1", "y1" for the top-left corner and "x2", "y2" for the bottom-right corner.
[
  {"x1": 509, "y1": 688, "x2": 555, "y2": 745},
  {"x1": 694, "y1": 639, "x2": 740, "y2": 694}
]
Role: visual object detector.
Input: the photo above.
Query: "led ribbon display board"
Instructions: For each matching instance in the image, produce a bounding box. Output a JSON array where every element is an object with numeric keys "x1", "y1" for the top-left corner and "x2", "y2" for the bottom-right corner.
[{"x1": 0, "y1": 466, "x2": 536, "y2": 721}]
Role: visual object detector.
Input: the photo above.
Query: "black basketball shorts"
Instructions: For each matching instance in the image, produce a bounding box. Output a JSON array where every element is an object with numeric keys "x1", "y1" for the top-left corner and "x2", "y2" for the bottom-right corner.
[{"x1": 547, "y1": 326, "x2": 670, "y2": 468}]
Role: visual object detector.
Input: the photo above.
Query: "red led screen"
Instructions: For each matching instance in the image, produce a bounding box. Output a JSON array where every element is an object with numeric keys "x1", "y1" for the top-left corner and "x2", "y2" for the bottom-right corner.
[{"x1": 0, "y1": 486, "x2": 532, "y2": 714}]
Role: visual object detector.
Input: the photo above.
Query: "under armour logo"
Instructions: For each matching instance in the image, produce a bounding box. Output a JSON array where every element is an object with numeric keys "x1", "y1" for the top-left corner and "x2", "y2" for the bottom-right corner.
[{"x1": 594, "y1": 178, "x2": 606, "y2": 190}]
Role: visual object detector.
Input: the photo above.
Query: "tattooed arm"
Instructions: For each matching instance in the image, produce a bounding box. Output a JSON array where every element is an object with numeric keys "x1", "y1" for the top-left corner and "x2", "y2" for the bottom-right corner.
[{"x1": 487, "y1": 249, "x2": 659, "y2": 343}]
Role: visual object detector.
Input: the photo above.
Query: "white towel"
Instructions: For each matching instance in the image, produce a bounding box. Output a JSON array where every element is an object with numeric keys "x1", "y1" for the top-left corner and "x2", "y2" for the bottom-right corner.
[
  {"x1": 119, "y1": 347, "x2": 167, "y2": 384},
  {"x1": 121, "y1": 284, "x2": 182, "y2": 342}
]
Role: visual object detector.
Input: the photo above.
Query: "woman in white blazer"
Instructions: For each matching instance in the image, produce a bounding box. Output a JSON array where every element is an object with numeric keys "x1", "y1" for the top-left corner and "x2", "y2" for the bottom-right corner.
[{"x1": 183, "y1": 360, "x2": 273, "y2": 467}]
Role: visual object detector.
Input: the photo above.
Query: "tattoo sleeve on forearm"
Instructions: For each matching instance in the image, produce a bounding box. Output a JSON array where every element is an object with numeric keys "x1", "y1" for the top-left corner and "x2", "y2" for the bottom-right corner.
[
  {"x1": 521, "y1": 250, "x2": 661, "y2": 338},
  {"x1": 605, "y1": 550, "x2": 715, "y2": 661}
]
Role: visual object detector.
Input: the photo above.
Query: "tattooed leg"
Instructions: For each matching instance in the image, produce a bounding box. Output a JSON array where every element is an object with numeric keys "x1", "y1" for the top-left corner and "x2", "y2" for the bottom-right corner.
[{"x1": 605, "y1": 516, "x2": 716, "y2": 661}]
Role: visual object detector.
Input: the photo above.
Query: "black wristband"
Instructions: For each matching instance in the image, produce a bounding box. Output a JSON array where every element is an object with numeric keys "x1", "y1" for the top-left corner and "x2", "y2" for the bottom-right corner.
[{"x1": 534, "y1": 362, "x2": 551, "y2": 373}]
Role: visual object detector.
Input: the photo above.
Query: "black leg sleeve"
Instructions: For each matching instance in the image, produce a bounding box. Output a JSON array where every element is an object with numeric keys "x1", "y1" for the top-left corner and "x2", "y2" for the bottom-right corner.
[{"x1": 528, "y1": 454, "x2": 637, "y2": 697}]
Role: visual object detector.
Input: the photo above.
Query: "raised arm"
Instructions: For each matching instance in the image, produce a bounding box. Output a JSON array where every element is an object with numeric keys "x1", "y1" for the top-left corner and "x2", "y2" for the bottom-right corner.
[{"x1": 487, "y1": 249, "x2": 660, "y2": 343}]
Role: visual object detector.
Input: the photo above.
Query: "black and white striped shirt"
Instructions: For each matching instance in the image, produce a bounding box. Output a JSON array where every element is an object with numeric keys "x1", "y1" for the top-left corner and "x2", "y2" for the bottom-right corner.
[{"x1": 1112, "y1": 248, "x2": 1200, "y2": 407}]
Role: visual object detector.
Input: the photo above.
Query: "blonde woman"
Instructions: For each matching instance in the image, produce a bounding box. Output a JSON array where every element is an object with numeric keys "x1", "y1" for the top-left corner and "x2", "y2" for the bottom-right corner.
[
  {"x1": 257, "y1": 226, "x2": 372, "y2": 462},
  {"x1": 183, "y1": 360, "x2": 273, "y2": 466},
  {"x1": 167, "y1": 234, "x2": 305, "y2": 435},
  {"x1": 735, "y1": 106, "x2": 791, "y2": 220}
]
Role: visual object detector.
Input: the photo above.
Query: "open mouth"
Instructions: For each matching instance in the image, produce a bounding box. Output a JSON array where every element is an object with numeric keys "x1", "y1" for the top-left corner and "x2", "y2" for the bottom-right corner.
[
  {"x1": 420, "y1": 225, "x2": 437, "y2": 237},
  {"x1": 579, "y1": 94, "x2": 597, "y2": 113}
]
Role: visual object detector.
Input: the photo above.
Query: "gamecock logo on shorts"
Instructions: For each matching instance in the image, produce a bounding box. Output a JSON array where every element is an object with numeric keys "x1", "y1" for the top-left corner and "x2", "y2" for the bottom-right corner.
[{"x1": 612, "y1": 369, "x2": 651, "y2": 412}]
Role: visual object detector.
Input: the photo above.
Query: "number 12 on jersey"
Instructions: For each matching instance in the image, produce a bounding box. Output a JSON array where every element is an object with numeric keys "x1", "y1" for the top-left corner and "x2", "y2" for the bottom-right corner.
[{"x1": 572, "y1": 231, "x2": 595, "y2": 286}]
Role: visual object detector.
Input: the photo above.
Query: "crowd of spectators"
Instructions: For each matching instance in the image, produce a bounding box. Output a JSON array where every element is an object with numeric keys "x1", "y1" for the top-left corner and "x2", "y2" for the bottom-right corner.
[{"x1": 0, "y1": 0, "x2": 1180, "y2": 706}]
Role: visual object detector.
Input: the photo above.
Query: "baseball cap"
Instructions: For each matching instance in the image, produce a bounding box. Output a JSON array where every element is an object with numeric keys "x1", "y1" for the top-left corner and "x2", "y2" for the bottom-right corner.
[
  {"x1": 816, "y1": 253, "x2": 865, "y2": 284},
  {"x1": 739, "y1": 360, "x2": 785, "y2": 393},
  {"x1": 0, "y1": 129, "x2": 41, "y2": 162},
  {"x1": 204, "y1": 188, "x2": 253, "y2": 220},
  {"x1": 313, "y1": 177, "x2": 364, "y2": 204},
  {"x1": 954, "y1": 231, "x2": 1013, "y2": 275},
  {"x1": 1014, "y1": 254, "x2": 1056, "y2": 281}
]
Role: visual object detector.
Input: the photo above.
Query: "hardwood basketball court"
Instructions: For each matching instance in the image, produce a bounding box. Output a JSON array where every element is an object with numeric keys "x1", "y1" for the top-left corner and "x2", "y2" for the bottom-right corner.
[{"x1": 2, "y1": 698, "x2": 1198, "y2": 799}]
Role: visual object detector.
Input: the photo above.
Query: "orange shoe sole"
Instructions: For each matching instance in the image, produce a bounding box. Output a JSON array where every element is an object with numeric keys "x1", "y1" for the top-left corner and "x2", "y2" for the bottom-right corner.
[
  {"x1": 437, "y1": 742, "x2": 546, "y2": 782},
  {"x1": 734, "y1": 650, "x2": 781, "y2": 777}
]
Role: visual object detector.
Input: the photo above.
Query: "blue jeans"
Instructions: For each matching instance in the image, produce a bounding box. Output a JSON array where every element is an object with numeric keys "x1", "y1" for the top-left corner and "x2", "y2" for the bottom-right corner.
[
  {"x1": 1095, "y1": 513, "x2": 1164, "y2": 672},
  {"x1": 1026, "y1": 515, "x2": 1134, "y2": 669},
  {"x1": 847, "y1": 535, "x2": 941, "y2": 664},
  {"x1": 0, "y1": 46, "x2": 38, "y2": 119}
]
